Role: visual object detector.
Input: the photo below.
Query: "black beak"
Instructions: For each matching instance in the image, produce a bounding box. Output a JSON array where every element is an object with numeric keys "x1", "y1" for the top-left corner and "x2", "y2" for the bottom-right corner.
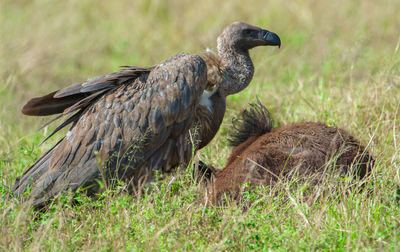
[{"x1": 261, "y1": 30, "x2": 281, "y2": 48}]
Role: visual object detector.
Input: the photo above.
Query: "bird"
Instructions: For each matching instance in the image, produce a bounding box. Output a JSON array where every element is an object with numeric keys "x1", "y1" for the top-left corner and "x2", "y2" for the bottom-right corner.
[
  {"x1": 12, "y1": 22, "x2": 281, "y2": 206},
  {"x1": 197, "y1": 101, "x2": 374, "y2": 203}
]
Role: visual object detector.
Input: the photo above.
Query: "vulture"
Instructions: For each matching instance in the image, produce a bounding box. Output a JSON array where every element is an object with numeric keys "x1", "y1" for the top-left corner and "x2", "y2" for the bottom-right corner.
[
  {"x1": 198, "y1": 102, "x2": 374, "y2": 203},
  {"x1": 13, "y1": 22, "x2": 281, "y2": 206}
]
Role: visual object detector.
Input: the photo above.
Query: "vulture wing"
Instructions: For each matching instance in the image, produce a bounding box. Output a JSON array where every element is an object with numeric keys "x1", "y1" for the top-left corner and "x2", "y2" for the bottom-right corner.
[
  {"x1": 21, "y1": 66, "x2": 155, "y2": 142},
  {"x1": 13, "y1": 53, "x2": 208, "y2": 206},
  {"x1": 21, "y1": 66, "x2": 155, "y2": 116}
]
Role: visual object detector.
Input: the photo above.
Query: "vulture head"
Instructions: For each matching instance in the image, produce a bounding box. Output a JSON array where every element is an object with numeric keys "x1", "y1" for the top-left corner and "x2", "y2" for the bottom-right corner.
[
  {"x1": 215, "y1": 22, "x2": 281, "y2": 96},
  {"x1": 217, "y1": 22, "x2": 281, "y2": 52}
]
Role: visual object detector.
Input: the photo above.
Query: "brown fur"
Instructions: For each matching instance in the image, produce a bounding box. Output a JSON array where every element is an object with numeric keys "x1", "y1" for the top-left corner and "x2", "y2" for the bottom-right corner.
[{"x1": 206, "y1": 102, "x2": 374, "y2": 203}]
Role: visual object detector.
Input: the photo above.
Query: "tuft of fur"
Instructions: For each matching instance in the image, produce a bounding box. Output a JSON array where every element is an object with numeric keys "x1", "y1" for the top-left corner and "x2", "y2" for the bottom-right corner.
[{"x1": 228, "y1": 100, "x2": 273, "y2": 147}]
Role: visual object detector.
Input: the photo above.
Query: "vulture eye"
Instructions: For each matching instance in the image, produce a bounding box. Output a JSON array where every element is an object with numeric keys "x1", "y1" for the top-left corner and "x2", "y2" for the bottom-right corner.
[{"x1": 243, "y1": 29, "x2": 253, "y2": 35}]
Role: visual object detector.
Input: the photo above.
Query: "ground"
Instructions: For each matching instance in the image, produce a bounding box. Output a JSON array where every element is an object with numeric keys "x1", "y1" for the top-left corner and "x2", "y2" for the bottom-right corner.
[{"x1": 0, "y1": 0, "x2": 399, "y2": 250}]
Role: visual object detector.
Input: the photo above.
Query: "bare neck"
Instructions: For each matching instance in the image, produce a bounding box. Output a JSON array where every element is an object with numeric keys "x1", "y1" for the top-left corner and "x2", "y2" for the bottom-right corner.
[{"x1": 217, "y1": 40, "x2": 254, "y2": 96}]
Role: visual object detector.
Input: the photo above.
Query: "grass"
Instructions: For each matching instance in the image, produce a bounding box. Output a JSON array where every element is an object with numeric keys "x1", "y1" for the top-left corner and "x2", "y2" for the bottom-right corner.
[{"x1": 1, "y1": 0, "x2": 399, "y2": 250}]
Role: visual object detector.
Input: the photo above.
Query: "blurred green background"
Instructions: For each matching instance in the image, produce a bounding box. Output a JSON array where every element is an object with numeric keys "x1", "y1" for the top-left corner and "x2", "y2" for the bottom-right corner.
[{"x1": 0, "y1": 0, "x2": 399, "y2": 250}]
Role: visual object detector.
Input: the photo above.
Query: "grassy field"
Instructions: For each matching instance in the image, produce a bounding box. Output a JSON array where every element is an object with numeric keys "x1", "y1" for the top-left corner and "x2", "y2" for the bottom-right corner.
[{"x1": 1, "y1": 0, "x2": 399, "y2": 250}]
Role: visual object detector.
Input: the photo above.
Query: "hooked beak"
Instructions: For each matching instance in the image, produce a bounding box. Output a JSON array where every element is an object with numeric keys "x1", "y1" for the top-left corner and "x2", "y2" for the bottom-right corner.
[{"x1": 261, "y1": 29, "x2": 281, "y2": 48}]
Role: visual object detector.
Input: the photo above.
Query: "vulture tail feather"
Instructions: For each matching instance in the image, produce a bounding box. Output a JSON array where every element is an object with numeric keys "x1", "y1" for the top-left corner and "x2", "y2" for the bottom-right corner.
[{"x1": 12, "y1": 138, "x2": 64, "y2": 196}]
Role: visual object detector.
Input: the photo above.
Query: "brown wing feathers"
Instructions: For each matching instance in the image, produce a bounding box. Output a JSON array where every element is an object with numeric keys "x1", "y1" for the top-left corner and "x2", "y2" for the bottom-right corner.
[
  {"x1": 14, "y1": 54, "x2": 208, "y2": 206},
  {"x1": 22, "y1": 67, "x2": 154, "y2": 145},
  {"x1": 21, "y1": 91, "x2": 88, "y2": 116},
  {"x1": 22, "y1": 66, "x2": 154, "y2": 117}
]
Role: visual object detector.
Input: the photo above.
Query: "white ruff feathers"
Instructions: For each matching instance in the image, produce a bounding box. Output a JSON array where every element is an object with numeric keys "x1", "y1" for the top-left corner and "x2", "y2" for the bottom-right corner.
[{"x1": 199, "y1": 89, "x2": 216, "y2": 112}]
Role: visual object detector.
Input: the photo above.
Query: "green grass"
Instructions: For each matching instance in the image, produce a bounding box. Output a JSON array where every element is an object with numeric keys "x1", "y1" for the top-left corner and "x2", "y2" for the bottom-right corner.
[{"x1": 1, "y1": 0, "x2": 400, "y2": 250}]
